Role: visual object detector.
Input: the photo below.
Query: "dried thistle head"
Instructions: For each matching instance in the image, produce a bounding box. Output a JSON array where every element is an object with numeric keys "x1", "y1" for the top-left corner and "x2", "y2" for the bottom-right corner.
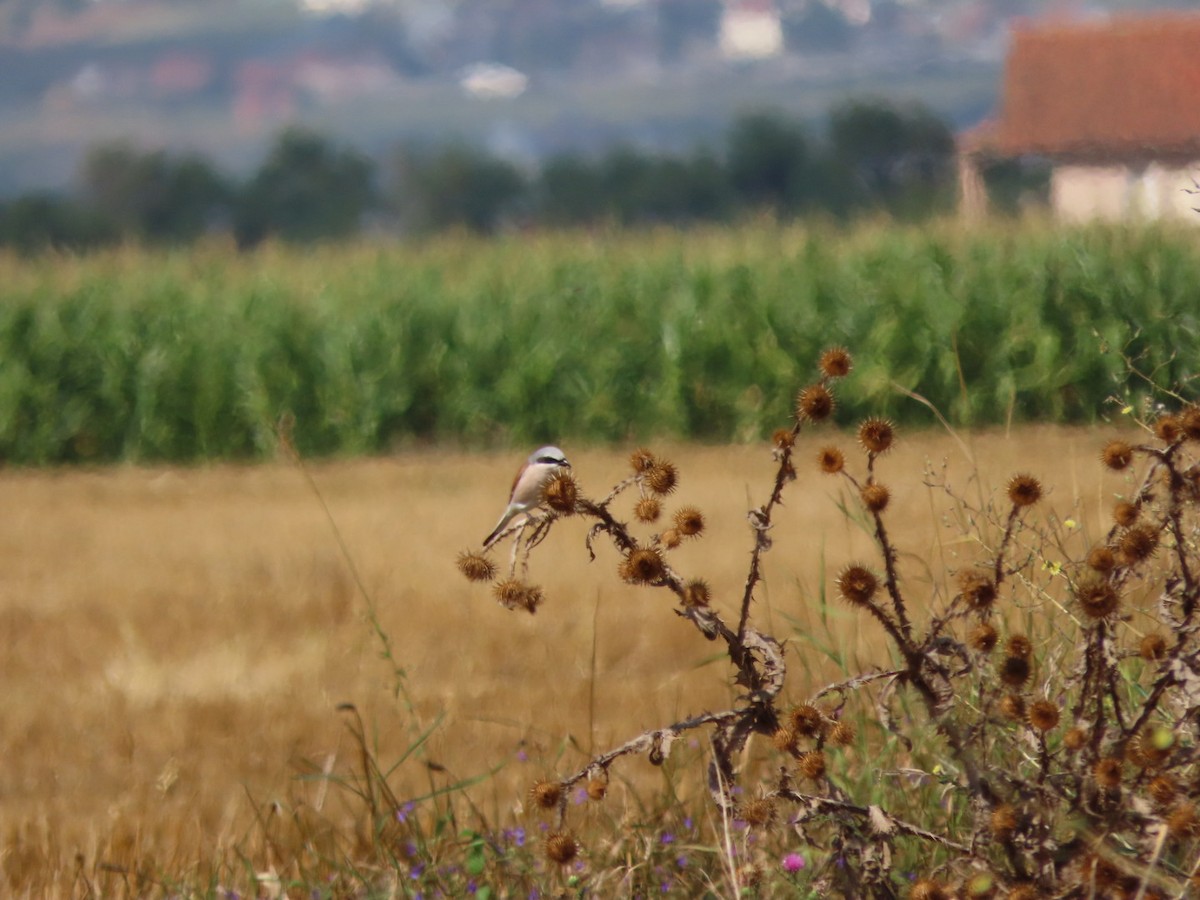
[
  {"x1": 1093, "y1": 757, "x2": 1123, "y2": 789},
  {"x1": 660, "y1": 529, "x2": 682, "y2": 549},
  {"x1": 1148, "y1": 774, "x2": 1178, "y2": 807},
  {"x1": 629, "y1": 448, "x2": 656, "y2": 473},
  {"x1": 529, "y1": 779, "x2": 562, "y2": 811},
  {"x1": 493, "y1": 579, "x2": 544, "y2": 613},
  {"x1": 828, "y1": 721, "x2": 855, "y2": 747},
  {"x1": 772, "y1": 427, "x2": 796, "y2": 450},
  {"x1": 1076, "y1": 579, "x2": 1119, "y2": 619},
  {"x1": 457, "y1": 551, "x2": 496, "y2": 583},
  {"x1": 772, "y1": 726, "x2": 798, "y2": 755},
  {"x1": 620, "y1": 548, "x2": 665, "y2": 584},
  {"x1": 736, "y1": 797, "x2": 777, "y2": 828},
  {"x1": 635, "y1": 497, "x2": 661, "y2": 523},
  {"x1": 817, "y1": 446, "x2": 845, "y2": 474},
  {"x1": 1006, "y1": 634, "x2": 1032, "y2": 659},
  {"x1": 1027, "y1": 700, "x2": 1060, "y2": 733},
  {"x1": 798, "y1": 751, "x2": 827, "y2": 780},
  {"x1": 1100, "y1": 439, "x2": 1134, "y2": 471},
  {"x1": 1182, "y1": 405, "x2": 1200, "y2": 440},
  {"x1": 998, "y1": 694, "x2": 1026, "y2": 721},
  {"x1": 999, "y1": 655, "x2": 1031, "y2": 688},
  {"x1": 1140, "y1": 633, "x2": 1168, "y2": 661},
  {"x1": 819, "y1": 346, "x2": 853, "y2": 378},
  {"x1": 857, "y1": 418, "x2": 895, "y2": 455},
  {"x1": 796, "y1": 384, "x2": 835, "y2": 422},
  {"x1": 1006, "y1": 474, "x2": 1042, "y2": 508},
  {"x1": 1063, "y1": 727, "x2": 1086, "y2": 752},
  {"x1": 1167, "y1": 802, "x2": 1200, "y2": 840},
  {"x1": 990, "y1": 804, "x2": 1019, "y2": 838},
  {"x1": 1112, "y1": 500, "x2": 1139, "y2": 527},
  {"x1": 1155, "y1": 415, "x2": 1182, "y2": 444},
  {"x1": 1087, "y1": 546, "x2": 1116, "y2": 573},
  {"x1": 908, "y1": 879, "x2": 949, "y2": 900},
  {"x1": 789, "y1": 704, "x2": 825, "y2": 737},
  {"x1": 673, "y1": 506, "x2": 705, "y2": 537},
  {"x1": 860, "y1": 483, "x2": 890, "y2": 513},
  {"x1": 682, "y1": 578, "x2": 711, "y2": 608},
  {"x1": 585, "y1": 772, "x2": 608, "y2": 801},
  {"x1": 969, "y1": 623, "x2": 999, "y2": 653},
  {"x1": 958, "y1": 571, "x2": 997, "y2": 609},
  {"x1": 645, "y1": 461, "x2": 678, "y2": 496},
  {"x1": 543, "y1": 471, "x2": 578, "y2": 514},
  {"x1": 836, "y1": 565, "x2": 878, "y2": 606},
  {"x1": 1118, "y1": 524, "x2": 1159, "y2": 564},
  {"x1": 544, "y1": 831, "x2": 579, "y2": 865}
]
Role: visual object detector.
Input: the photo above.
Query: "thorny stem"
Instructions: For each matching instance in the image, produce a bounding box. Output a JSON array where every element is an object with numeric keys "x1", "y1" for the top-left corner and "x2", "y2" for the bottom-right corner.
[{"x1": 736, "y1": 421, "x2": 801, "y2": 649}]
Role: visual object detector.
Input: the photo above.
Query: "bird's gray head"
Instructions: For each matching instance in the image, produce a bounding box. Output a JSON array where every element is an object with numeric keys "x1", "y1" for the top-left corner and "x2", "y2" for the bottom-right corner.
[{"x1": 529, "y1": 446, "x2": 570, "y2": 468}]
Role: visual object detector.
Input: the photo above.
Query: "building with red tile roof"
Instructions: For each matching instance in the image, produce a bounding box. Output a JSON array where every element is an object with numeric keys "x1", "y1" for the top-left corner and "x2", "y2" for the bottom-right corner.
[{"x1": 959, "y1": 12, "x2": 1200, "y2": 222}]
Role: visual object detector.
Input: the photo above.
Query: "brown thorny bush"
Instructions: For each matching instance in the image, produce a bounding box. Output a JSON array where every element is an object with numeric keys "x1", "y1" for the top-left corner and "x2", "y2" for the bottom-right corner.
[{"x1": 459, "y1": 348, "x2": 1200, "y2": 899}]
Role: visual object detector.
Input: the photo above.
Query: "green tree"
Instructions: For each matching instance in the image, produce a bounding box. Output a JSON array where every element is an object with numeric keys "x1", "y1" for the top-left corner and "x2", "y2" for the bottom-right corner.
[
  {"x1": 393, "y1": 144, "x2": 525, "y2": 234},
  {"x1": 0, "y1": 192, "x2": 116, "y2": 254},
  {"x1": 79, "y1": 142, "x2": 230, "y2": 243},
  {"x1": 234, "y1": 128, "x2": 375, "y2": 247},
  {"x1": 725, "y1": 111, "x2": 816, "y2": 215},
  {"x1": 826, "y1": 99, "x2": 956, "y2": 219}
]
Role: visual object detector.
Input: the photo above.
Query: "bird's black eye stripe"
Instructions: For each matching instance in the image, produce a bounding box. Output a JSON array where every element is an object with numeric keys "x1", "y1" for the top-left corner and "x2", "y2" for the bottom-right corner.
[{"x1": 538, "y1": 456, "x2": 567, "y2": 465}]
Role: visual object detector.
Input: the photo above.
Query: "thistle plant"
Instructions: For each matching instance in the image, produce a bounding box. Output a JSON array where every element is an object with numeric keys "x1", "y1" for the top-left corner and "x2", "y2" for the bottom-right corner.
[{"x1": 459, "y1": 348, "x2": 1200, "y2": 897}]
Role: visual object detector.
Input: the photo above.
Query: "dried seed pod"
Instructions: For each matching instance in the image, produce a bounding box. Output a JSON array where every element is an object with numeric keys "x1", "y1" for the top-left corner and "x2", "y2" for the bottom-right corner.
[
  {"x1": 1076, "y1": 579, "x2": 1119, "y2": 619},
  {"x1": 909, "y1": 879, "x2": 948, "y2": 900},
  {"x1": 1006, "y1": 474, "x2": 1042, "y2": 508},
  {"x1": 828, "y1": 721, "x2": 856, "y2": 747},
  {"x1": 836, "y1": 565, "x2": 878, "y2": 606},
  {"x1": 1087, "y1": 546, "x2": 1116, "y2": 573},
  {"x1": 1100, "y1": 439, "x2": 1134, "y2": 471},
  {"x1": 646, "y1": 461, "x2": 679, "y2": 495},
  {"x1": 796, "y1": 384, "x2": 835, "y2": 422},
  {"x1": 969, "y1": 623, "x2": 999, "y2": 653},
  {"x1": 543, "y1": 472, "x2": 578, "y2": 513},
  {"x1": 861, "y1": 483, "x2": 890, "y2": 513},
  {"x1": 682, "y1": 579, "x2": 711, "y2": 608},
  {"x1": 493, "y1": 579, "x2": 544, "y2": 613},
  {"x1": 1155, "y1": 415, "x2": 1182, "y2": 443},
  {"x1": 1118, "y1": 524, "x2": 1159, "y2": 564},
  {"x1": 673, "y1": 506, "x2": 705, "y2": 537},
  {"x1": 817, "y1": 446, "x2": 845, "y2": 474},
  {"x1": 797, "y1": 750, "x2": 826, "y2": 780},
  {"x1": 629, "y1": 448, "x2": 656, "y2": 473},
  {"x1": 790, "y1": 704, "x2": 824, "y2": 737},
  {"x1": 736, "y1": 797, "x2": 777, "y2": 828},
  {"x1": 999, "y1": 655, "x2": 1031, "y2": 688},
  {"x1": 1182, "y1": 405, "x2": 1200, "y2": 441},
  {"x1": 1093, "y1": 757, "x2": 1123, "y2": 789},
  {"x1": 529, "y1": 779, "x2": 562, "y2": 810},
  {"x1": 620, "y1": 548, "x2": 665, "y2": 584},
  {"x1": 1007, "y1": 634, "x2": 1032, "y2": 659},
  {"x1": 1140, "y1": 633, "x2": 1168, "y2": 661},
  {"x1": 772, "y1": 428, "x2": 796, "y2": 449},
  {"x1": 959, "y1": 572, "x2": 997, "y2": 609},
  {"x1": 998, "y1": 694, "x2": 1026, "y2": 721},
  {"x1": 660, "y1": 529, "x2": 682, "y2": 549},
  {"x1": 585, "y1": 773, "x2": 608, "y2": 801},
  {"x1": 544, "y1": 831, "x2": 579, "y2": 865},
  {"x1": 819, "y1": 346, "x2": 853, "y2": 378},
  {"x1": 1112, "y1": 501, "x2": 1139, "y2": 527},
  {"x1": 990, "y1": 804, "x2": 1019, "y2": 837},
  {"x1": 457, "y1": 551, "x2": 496, "y2": 583},
  {"x1": 1063, "y1": 727, "x2": 1086, "y2": 751},
  {"x1": 857, "y1": 418, "x2": 896, "y2": 454},
  {"x1": 1167, "y1": 802, "x2": 1200, "y2": 840},
  {"x1": 635, "y1": 497, "x2": 661, "y2": 523},
  {"x1": 1148, "y1": 774, "x2": 1178, "y2": 807},
  {"x1": 1027, "y1": 700, "x2": 1060, "y2": 732},
  {"x1": 772, "y1": 726, "x2": 798, "y2": 754}
]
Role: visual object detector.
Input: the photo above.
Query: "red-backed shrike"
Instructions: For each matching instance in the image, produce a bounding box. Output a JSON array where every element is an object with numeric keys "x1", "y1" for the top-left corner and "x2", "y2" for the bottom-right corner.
[{"x1": 483, "y1": 446, "x2": 571, "y2": 548}]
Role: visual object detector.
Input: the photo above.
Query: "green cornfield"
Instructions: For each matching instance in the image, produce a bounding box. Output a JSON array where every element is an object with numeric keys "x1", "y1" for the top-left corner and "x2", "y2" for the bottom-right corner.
[{"x1": 1, "y1": 219, "x2": 1198, "y2": 465}]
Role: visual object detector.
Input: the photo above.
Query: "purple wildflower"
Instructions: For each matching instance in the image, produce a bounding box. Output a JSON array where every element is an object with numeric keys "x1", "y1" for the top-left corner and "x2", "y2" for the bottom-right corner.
[{"x1": 782, "y1": 852, "x2": 805, "y2": 874}]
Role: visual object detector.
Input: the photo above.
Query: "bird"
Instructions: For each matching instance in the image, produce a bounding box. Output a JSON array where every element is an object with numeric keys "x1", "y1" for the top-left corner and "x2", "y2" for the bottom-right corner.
[{"x1": 483, "y1": 446, "x2": 571, "y2": 548}]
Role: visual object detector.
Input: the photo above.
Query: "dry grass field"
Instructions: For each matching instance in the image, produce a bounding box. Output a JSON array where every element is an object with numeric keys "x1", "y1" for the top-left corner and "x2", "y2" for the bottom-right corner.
[{"x1": 0, "y1": 425, "x2": 1126, "y2": 894}]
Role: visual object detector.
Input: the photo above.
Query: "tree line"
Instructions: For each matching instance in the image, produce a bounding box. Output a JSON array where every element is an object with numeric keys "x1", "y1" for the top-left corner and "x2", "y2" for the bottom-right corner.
[{"x1": 0, "y1": 98, "x2": 1000, "y2": 252}]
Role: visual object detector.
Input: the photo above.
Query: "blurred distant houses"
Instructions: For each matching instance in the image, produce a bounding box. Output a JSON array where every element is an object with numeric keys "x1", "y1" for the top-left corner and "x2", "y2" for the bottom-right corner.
[{"x1": 960, "y1": 12, "x2": 1200, "y2": 224}]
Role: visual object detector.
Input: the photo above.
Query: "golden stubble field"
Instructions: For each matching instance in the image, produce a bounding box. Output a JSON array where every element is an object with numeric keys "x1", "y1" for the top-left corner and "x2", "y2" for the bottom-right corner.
[{"x1": 0, "y1": 425, "x2": 1128, "y2": 888}]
